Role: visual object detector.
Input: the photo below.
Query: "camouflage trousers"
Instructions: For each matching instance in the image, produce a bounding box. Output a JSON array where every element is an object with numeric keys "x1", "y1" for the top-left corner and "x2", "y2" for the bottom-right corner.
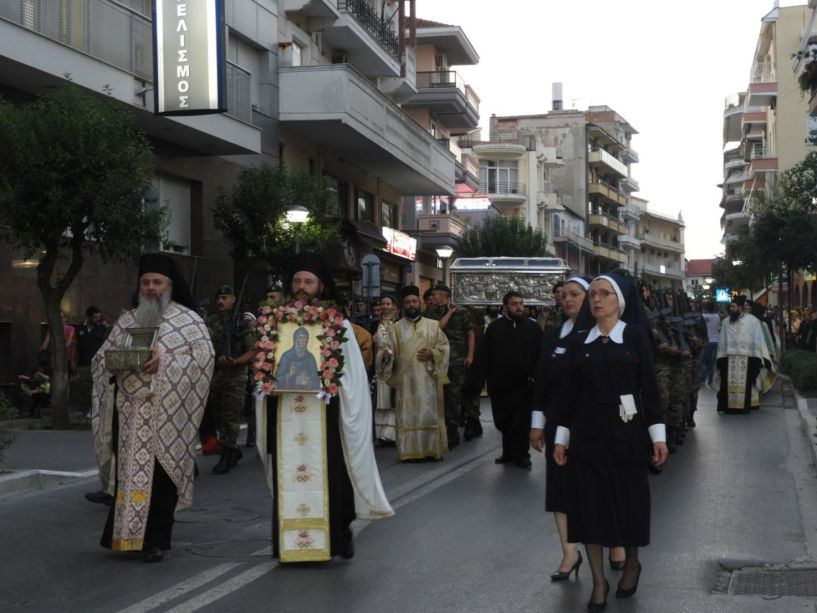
[
  {"x1": 444, "y1": 361, "x2": 475, "y2": 428},
  {"x1": 688, "y1": 355, "x2": 702, "y2": 418},
  {"x1": 205, "y1": 367, "x2": 247, "y2": 450},
  {"x1": 655, "y1": 360, "x2": 672, "y2": 419},
  {"x1": 666, "y1": 358, "x2": 690, "y2": 430}
]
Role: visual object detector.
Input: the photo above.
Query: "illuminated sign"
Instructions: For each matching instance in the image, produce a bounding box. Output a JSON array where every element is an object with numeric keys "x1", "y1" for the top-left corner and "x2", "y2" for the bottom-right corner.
[
  {"x1": 152, "y1": 0, "x2": 225, "y2": 115},
  {"x1": 715, "y1": 288, "x2": 730, "y2": 303},
  {"x1": 381, "y1": 227, "x2": 417, "y2": 261}
]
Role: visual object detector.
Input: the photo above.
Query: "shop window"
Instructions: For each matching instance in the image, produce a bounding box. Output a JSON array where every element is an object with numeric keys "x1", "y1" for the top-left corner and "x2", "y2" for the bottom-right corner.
[
  {"x1": 381, "y1": 201, "x2": 398, "y2": 229},
  {"x1": 144, "y1": 175, "x2": 191, "y2": 255}
]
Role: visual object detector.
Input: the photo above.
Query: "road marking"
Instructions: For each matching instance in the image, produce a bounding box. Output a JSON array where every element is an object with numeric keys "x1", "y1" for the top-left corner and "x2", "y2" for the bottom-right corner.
[
  {"x1": 163, "y1": 562, "x2": 278, "y2": 613},
  {"x1": 116, "y1": 562, "x2": 242, "y2": 613}
]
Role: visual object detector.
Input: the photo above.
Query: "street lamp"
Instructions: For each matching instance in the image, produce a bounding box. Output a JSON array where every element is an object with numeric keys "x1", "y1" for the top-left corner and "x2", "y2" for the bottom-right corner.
[
  {"x1": 436, "y1": 246, "x2": 454, "y2": 285},
  {"x1": 285, "y1": 205, "x2": 310, "y2": 253}
]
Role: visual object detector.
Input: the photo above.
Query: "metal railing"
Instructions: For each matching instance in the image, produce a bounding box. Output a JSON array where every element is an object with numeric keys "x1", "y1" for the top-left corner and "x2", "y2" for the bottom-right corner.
[
  {"x1": 478, "y1": 181, "x2": 527, "y2": 196},
  {"x1": 553, "y1": 230, "x2": 594, "y2": 252},
  {"x1": 750, "y1": 144, "x2": 774, "y2": 159},
  {"x1": 415, "y1": 70, "x2": 480, "y2": 112},
  {"x1": 1, "y1": 0, "x2": 153, "y2": 80},
  {"x1": 338, "y1": 0, "x2": 399, "y2": 60},
  {"x1": 751, "y1": 61, "x2": 776, "y2": 83},
  {"x1": 225, "y1": 61, "x2": 252, "y2": 123}
]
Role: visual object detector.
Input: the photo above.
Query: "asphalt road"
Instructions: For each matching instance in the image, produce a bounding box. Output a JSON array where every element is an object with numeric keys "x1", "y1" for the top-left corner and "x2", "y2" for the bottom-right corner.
[{"x1": 2, "y1": 387, "x2": 817, "y2": 613}]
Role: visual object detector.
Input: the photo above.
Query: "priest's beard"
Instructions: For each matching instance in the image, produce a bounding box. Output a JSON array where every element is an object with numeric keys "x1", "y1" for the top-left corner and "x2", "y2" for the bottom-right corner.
[
  {"x1": 134, "y1": 291, "x2": 171, "y2": 327},
  {"x1": 404, "y1": 307, "x2": 420, "y2": 320},
  {"x1": 729, "y1": 311, "x2": 741, "y2": 323}
]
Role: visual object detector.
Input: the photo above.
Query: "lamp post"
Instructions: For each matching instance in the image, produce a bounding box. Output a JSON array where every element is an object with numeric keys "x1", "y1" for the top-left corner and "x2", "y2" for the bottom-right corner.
[
  {"x1": 436, "y1": 246, "x2": 454, "y2": 285},
  {"x1": 285, "y1": 205, "x2": 310, "y2": 254}
]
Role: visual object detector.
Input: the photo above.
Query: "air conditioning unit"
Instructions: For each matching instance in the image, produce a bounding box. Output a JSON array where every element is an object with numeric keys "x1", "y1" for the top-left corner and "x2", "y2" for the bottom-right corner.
[{"x1": 332, "y1": 51, "x2": 349, "y2": 64}]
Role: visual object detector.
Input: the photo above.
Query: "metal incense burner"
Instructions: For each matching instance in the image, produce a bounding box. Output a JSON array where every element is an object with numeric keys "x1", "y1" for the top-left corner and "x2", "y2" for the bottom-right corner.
[{"x1": 104, "y1": 327, "x2": 159, "y2": 371}]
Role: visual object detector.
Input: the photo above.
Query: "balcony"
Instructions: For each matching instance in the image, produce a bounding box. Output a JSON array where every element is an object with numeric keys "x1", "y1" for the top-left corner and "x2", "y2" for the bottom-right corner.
[
  {"x1": 746, "y1": 82, "x2": 777, "y2": 107},
  {"x1": 403, "y1": 71, "x2": 480, "y2": 132},
  {"x1": 588, "y1": 213, "x2": 626, "y2": 235},
  {"x1": 471, "y1": 142, "x2": 526, "y2": 158},
  {"x1": 620, "y1": 147, "x2": 639, "y2": 164},
  {"x1": 537, "y1": 192, "x2": 563, "y2": 211},
  {"x1": 621, "y1": 204, "x2": 643, "y2": 222},
  {"x1": 455, "y1": 152, "x2": 479, "y2": 192},
  {"x1": 588, "y1": 148, "x2": 628, "y2": 178},
  {"x1": 283, "y1": 0, "x2": 340, "y2": 23},
  {"x1": 415, "y1": 213, "x2": 465, "y2": 251},
  {"x1": 322, "y1": 0, "x2": 400, "y2": 77},
  {"x1": 478, "y1": 182, "x2": 527, "y2": 209},
  {"x1": 593, "y1": 244, "x2": 627, "y2": 265},
  {"x1": 642, "y1": 263, "x2": 685, "y2": 280},
  {"x1": 620, "y1": 175, "x2": 640, "y2": 193},
  {"x1": 279, "y1": 65, "x2": 454, "y2": 194},
  {"x1": 637, "y1": 232, "x2": 685, "y2": 254},
  {"x1": 741, "y1": 108, "x2": 767, "y2": 128},
  {"x1": 552, "y1": 231, "x2": 595, "y2": 254},
  {"x1": 748, "y1": 145, "x2": 778, "y2": 174},
  {"x1": 745, "y1": 125, "x2": 764, "y2": 141},
  {"x1": 0, "y1": 0, "x2": 260, "y2": 154},
  {"x1": 588, "y1": 180, "x2": 627, "y2": 206},
  {"x1": 724, "y1": 157, "x2": 749, "y2": 171},
  {"x1": 618, "y1": 234, "x2": 641, "y2": 250}
]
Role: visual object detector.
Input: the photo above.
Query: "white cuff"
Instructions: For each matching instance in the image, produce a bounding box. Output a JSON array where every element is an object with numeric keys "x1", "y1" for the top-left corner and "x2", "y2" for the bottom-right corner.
[
  {"x1": 531, "y1": 411, "x2": 545, "y2": 429},
  {"x1": 648, "y1": 424, "x2": 666, "y2": 444},
  {"x1": 555, "y1": 426, "x2": 570, "y2": 447}
]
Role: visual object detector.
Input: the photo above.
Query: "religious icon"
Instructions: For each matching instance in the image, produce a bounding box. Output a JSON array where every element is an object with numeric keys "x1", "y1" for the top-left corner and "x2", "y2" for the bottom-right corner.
[{"x1": 274, "y1": 324, "x2": 322, "y2": 392}]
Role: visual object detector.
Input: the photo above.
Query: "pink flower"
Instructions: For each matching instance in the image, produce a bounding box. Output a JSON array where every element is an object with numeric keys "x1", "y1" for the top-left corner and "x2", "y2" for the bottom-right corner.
[
  {"x1": 309, "y1": 306, "x2": 318, "y2": 315},
  {"x1": 258, "y1": 315, "x2": 267, "y2": 325},
  {"x1": 328, "y1": 383, "x2": 339, "y2": 395},
  {"x1": 331, "y1": 340, "x2": 340, "y2": 349},
  {"x1": 261, "y1": 361, "x2": 272, "y2": 372},
  {"x1": 254, "y1": 371, "x2": 264, "y2": 381},
  {"x1": 326, "y1": 328, "x2": 335, "y2": 337},
  {"x1": 294, "y1": 300, "x2": 305, "y2": 310},
  {"x1": 260, "y1": 339, "x2": 275, "y2": 350},
  {"x1": 328, "y1": 357, "x2": 339, "y2": 369},
  {"x1": 322, "y1": 348, "x2": 332, "y2": 357},
  {"x1": 256, "y1": 351, "x2": 266, "y2": 361},
  {"x1": 322, "y1": 369, "x2": 332, "y2": 378},
  {"x1": 334, "y1": 315, "x2": 344, "y2": 326},
  {"x1": 261, "y1": 305, "x2": 272, "y2": 315},
  {"x1": 261, "y1": 382, "x2": 274, "y2": 394}
]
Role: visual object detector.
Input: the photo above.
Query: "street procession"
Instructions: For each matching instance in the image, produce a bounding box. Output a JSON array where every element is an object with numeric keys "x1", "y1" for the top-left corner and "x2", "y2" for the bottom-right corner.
[{"x1": 3, "y1": 1, "x2": 817, "y2": 612}]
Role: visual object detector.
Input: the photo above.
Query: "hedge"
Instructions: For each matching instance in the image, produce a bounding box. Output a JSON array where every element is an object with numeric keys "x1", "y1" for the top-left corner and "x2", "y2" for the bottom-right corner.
[{"x1": 780, "y1": 349, "x2": 817, "y2": 397}]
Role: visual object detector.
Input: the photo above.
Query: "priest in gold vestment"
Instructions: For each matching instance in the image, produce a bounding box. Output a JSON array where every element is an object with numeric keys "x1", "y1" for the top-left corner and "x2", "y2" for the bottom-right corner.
[{"x1": 377, "y1": 285, "x2": 450, "y2": 461}]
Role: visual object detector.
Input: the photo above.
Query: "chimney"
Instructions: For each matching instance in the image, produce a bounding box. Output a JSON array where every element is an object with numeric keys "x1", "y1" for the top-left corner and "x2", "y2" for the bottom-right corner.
[{"x1": 552, "y1": 82, "x2": 563, "y2": 111}]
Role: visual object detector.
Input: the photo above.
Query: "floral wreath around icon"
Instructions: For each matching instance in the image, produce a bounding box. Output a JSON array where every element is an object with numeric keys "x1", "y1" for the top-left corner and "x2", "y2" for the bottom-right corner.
[{"x1": 253, "y1": 298, "x2": 347, "y2": 399}]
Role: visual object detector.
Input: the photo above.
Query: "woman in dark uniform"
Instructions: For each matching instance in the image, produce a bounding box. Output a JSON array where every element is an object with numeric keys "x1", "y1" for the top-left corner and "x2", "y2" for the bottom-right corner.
[
  {"x1": 553, "y1": 274, "x2": 668, "y2": 611},
  {"x1": 531, "y1": 276, "x2": 590, "y2": 581}
]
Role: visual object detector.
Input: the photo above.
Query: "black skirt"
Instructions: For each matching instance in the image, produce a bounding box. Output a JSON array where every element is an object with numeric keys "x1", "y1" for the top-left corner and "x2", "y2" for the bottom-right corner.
[{"x1": 544, "y1": 420, "x2": 570, "y2": 513}]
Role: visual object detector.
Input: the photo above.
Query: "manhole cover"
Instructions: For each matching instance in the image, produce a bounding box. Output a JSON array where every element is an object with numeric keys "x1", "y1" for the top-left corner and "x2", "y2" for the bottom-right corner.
[
  {"x1": 175, "y1": 507, "x2": 260, "y2": 523},
  {"x1": 730, "y1": 568, "x2": 817, "y2": 597},
  {"x1": 188, "y1": 539, "x2": 273, "y2": 558}
]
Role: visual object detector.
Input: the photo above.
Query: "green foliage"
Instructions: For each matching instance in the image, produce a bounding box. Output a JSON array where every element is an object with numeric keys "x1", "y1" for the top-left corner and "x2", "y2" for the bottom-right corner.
[
  {"x1": 213, "y1": 164, "x2": 341, "y2": 276},
  {"x1": 0, "y1": 394, "x2": 17, "y2": 465},
  {"x1": 454, "y1": 215, "x2": 550, "y2": 258},
  {"x1": 793, "y1": 50, "x2": 817, "y2": 94},
  {"x1": 0, "y1": 84, "x2": 161, "y2": 259},
  {"x1": 0, "y1": 83, "x2": 158, "y2": 428},
  {"x1": 781, "y1": 349, "x2": 817, "y2": 397}
]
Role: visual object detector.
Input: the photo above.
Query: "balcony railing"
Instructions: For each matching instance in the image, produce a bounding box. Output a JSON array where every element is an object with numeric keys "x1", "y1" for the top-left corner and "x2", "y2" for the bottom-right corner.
[
  {"x1": 751, "y1": 61, "x2": 776, "y2": 84},
  {"x1": 225, "y1": 61, "x2": 252, "y2": 123},
  {"x1": 553, "y1": 230, "x2": 594, "y2": 252},
  {"x1": 415, "y1": 70, "x2": 480, "y2": 112},
  {"x1": 478, "y1": 182, "x2": 527, "y2": 196},
  {"x1": 461, "y1": 152, "x2": 479, "y2": 178},
  {"x1": 338, "y1": 0, "x2": 399, "y2": 60},
  {"x1": 1, "y1": 0, "x2": 153, "y2": 80},
  {"x1": 749, "y1": 144, "x2": 774, "y2": 160}
]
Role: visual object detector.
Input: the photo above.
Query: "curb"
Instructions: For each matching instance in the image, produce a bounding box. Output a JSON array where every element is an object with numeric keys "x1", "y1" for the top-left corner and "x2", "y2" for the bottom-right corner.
[
  {"x1": 0, "y1": 468, "x2": 98, "y2": 499},
  {"x1": 781, "y1": 374, "x2": 817, "y2": 466}
]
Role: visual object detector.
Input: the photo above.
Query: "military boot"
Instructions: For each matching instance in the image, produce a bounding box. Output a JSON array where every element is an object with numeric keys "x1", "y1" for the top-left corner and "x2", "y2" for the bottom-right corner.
[
  {"x1": 463, "y1": 418, "x2": 483, "y2": 441},
  {"x1": 213, "y1": 448, "x2": 240, "y2": 475},
  {"x1": 447, "y1": 426, "x2": 460, "y2": 450}
]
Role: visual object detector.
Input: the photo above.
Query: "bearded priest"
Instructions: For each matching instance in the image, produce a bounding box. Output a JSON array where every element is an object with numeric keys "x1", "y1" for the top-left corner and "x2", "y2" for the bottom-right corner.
[
  {"x1": 92, "y1": 253, "x2": 215, "y2": 562},
  {"x1": 255, "y1": 253, "x2": 393, "y2": 562}
]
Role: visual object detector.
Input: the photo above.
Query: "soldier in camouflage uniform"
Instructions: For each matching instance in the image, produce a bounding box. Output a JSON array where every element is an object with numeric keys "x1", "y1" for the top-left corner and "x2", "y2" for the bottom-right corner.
[
  {"x1": 684, "y1": 309, "x2": 707, "y2": 429},
  {"x1": 206, "y1": 285, "x2": 257, "y2": 474},
  {"x1": 423, "y1": 284, "x2": 475, "y2": 448}
]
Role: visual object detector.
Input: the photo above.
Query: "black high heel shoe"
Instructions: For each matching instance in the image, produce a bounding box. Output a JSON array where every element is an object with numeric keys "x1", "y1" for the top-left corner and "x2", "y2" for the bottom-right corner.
[
  {"x1": 615, "y1": 562, "x2": 642, "y2": 599},
  {"x1": 550, "y1": 550, "x2": 582, "y2": 582},
  {"x1": 608, "y1": 552, "x2": 625, "y2": 571},
  {"x1": 587, "y1": 579, "x2": 609, "y2": 612}
]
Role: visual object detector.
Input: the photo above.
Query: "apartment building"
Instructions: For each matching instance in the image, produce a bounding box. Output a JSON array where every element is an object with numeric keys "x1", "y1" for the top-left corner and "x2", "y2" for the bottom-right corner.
[
  {"x1": 0, "y1": 0, "x2": 473, "y2": 383},
  {"x1": 631, "y1": 204, "x2": 686, "y2": 291},
  {"x1": 484, "y1": 97, "x2": 639, "y2": 276}
]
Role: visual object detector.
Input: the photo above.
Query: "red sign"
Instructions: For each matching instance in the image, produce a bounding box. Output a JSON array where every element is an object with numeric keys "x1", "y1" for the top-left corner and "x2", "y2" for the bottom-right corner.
[{"x1": 382, "y1": 227, "x2": 417, "y2": 261}]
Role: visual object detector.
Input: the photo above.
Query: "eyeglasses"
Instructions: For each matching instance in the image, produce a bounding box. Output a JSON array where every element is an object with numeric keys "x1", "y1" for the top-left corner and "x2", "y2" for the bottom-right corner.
[{"x1": 588, "y1": 289, "x2": 616, "y2": 300}]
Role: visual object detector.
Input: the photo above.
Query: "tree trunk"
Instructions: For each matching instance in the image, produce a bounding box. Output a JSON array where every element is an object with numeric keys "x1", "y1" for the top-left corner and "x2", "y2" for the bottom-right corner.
[{"x1": 39, "y1": 281, "x2": 70, "y2": 429}]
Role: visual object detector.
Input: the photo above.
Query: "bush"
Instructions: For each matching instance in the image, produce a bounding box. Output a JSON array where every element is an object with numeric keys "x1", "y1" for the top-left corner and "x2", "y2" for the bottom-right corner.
[
  {"x1": 781, "y1": 349, "x2": 817, "y2": 396},
  {"x1": 0, "y1": 393, "x2": 17, "y2": 465}
]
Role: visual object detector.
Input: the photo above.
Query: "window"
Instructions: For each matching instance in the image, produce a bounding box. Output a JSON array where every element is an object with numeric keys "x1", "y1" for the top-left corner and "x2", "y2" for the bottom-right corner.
[
  {"x1": 479, "y1": 160, "x2": 518, "y2": 193},
  {"x1": 144, "y1": 175, "x2": 191, "y2": 255},
  {"x1": 356, "y1": 188, "x2": 374, "y2": 223},
  {"x1": 323, "y1": 174, "x2": 346, "y2": 218},
  {"x1": 381, "y1": 201, "x2": 398, "y2": 229}
]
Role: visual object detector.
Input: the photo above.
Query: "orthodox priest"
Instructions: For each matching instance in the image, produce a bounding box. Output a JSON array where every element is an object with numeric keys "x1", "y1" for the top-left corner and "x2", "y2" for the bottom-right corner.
[
  {"x1": 716, "y1": 295, "x2": 771, "y2": 413},
  {"x1": 377, "y1": 285, "x2": 450, "y2": 461},
  {"x1": 92, "y1": 253, "x2": 214, "y2": 562},
  {"x1": 255, "y1": 253, "x2": 393, "y2": 562}
]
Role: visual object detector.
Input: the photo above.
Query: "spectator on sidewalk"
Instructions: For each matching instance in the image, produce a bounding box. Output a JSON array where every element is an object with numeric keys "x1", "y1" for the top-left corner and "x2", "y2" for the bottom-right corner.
[
  {"x1": 17, "y1": 362, "x2": 51, "y2": 418},
  {"x1": 41, "y1": 310, "x2": 77, "y2": 374},
  {"x1": 699, "y1": 302, "x2": 720, "y2": 387},
  {"x1": 72, "y1": 306, "x2": 109, "y2": 417}
]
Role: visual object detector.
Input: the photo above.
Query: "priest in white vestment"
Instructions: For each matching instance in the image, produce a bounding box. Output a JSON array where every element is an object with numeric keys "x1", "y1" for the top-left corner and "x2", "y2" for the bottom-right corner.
[{"x1": 377, "y1": 285, "x2": 450, "y2": 461}]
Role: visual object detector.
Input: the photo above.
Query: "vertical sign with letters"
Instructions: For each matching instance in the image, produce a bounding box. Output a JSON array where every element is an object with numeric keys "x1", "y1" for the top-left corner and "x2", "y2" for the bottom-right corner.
[{"x1": 152, "y1": 0, "x2": 225, "y2": 115}]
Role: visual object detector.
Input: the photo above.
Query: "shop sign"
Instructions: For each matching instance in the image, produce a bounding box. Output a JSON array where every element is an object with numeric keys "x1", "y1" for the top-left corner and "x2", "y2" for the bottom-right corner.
[
  {"x1": 153, "y1": 0, "x2": 226, "y2": 115},
  {"x1": 382, "y1": 227, "x2": 417, "y2": 261}
]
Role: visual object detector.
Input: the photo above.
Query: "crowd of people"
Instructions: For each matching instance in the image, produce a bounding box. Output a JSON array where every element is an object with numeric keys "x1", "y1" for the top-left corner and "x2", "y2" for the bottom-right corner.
[{"x1": 64, "y1": 248, "x2": 784, "y2": 611}]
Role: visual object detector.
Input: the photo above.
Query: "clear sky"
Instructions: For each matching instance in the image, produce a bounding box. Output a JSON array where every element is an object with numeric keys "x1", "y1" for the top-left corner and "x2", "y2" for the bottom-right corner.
[{"x1": 415, "y1": 0, "x2": 807, "y2": 260}]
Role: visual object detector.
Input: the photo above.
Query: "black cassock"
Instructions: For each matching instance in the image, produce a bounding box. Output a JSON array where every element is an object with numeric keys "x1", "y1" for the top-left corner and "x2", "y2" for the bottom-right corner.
[
  {"x1": 265, "y1": 395, "x2": 356, "y2": 558},
  {"x1": 469, "y1": 315, "x2": 542, "y2": 462},
  {"x1": 554, "y1": 324, "x2": 663, "y2": 547}
]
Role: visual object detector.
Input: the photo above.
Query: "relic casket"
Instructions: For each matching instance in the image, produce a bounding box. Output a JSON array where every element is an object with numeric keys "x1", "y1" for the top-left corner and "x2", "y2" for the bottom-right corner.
[
  {"x1": 450, "y1": 257, "x2": 569, "y2": 306},
  {"x1": 104, "y1": 327, "x2": 158, "y2": 371}
]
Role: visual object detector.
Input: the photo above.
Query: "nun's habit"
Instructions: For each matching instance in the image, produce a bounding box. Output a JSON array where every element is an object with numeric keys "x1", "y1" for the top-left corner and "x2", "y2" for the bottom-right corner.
[{"x1": 553, "y1": 274, "x2": 666, "y2": 546}]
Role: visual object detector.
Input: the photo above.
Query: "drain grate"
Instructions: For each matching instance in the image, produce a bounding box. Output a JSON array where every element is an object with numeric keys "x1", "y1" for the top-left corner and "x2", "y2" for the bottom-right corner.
[
  {"x1": 188, "y1": 539, "x2": 273, "y2": 558},
  {"x1": 730, "y1": 568, "x2": 817, "y2": 597},
  {"x1": 175, "y1": 507, "x2": 260, "y2": 523}
]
